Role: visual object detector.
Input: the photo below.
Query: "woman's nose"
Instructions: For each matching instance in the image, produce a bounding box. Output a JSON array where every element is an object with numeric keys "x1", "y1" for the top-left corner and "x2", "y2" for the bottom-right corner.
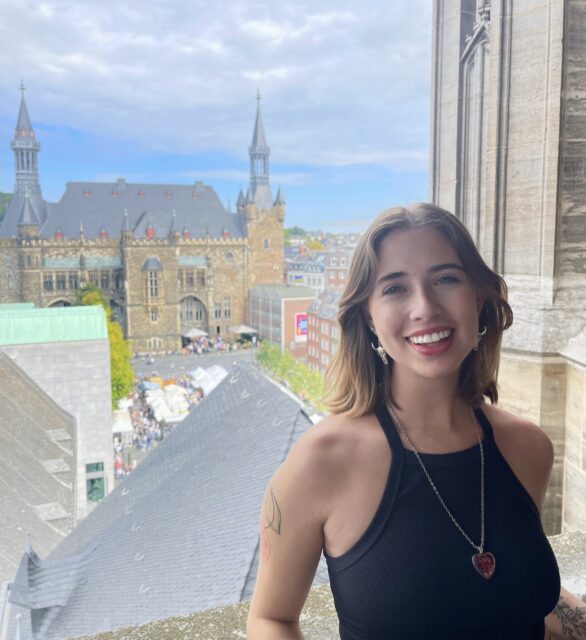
[{"x1": 409, "y1": 286, "x2": 441, "y2": 320}]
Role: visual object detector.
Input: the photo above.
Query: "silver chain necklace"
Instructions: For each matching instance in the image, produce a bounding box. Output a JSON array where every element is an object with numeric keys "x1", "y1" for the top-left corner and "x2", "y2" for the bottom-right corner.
[{"x1": 387, "y1": 403, "x2": 496, "y2": 579}]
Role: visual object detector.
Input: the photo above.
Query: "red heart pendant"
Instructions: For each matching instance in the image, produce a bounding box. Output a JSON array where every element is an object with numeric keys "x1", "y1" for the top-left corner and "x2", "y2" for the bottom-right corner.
[{"x1": 472, "y1": 551, "x2": 496, "y2": 579}]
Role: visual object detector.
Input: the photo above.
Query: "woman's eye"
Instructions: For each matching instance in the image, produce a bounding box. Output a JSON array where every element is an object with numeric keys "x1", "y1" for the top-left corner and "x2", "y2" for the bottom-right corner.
[
  {"x1": 383, "y1": 285, "x2": 405, "y2": 295},
  {"x1": 437, "y1": 275, "x2": 459, "y2": 285}
]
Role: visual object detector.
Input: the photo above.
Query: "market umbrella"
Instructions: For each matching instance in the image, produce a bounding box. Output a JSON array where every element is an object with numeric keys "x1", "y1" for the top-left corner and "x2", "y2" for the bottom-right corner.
[{"x1": 229, "y1": 324, "x2": 258, "y2": 335}]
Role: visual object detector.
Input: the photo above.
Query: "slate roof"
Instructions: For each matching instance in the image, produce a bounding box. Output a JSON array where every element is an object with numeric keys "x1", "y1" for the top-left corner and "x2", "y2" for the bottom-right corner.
[
  {"x1": 251, "y1": 283, "x2": 316, "y2": 300},
  {"x1": 7, "y1": 362, "x2": 328, "y2": 640},
  {"x1": 0, "y1": 180, "x2": 247, "y2": 240},
  {"x1": 309, "y1": 291, "x2": 341, "y2": 321},
  {"x1": 0, "y1": 353, "x2": 75, "y2": 585}
]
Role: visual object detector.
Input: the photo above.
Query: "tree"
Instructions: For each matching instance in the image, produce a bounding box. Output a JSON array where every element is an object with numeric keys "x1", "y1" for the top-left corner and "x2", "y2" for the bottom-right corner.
[
  {"x1": 75, "y1": 284, "x2": 134, "y2": 408},
  {"x1": 256, "y1": 342, "x2": 325, "y2": 412}
]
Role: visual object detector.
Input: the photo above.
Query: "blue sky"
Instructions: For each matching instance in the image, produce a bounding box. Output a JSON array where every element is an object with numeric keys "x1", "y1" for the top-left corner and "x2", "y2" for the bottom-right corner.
[{"x1": 0, "y1": 0, "x2": 432, "y2": 231}]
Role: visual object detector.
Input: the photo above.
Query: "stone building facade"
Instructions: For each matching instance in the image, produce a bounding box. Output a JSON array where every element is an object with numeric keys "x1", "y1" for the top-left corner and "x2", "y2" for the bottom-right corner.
[
  {"x1": 0, "y1": 91, "x2": 285, "y2": 353},
  {"x1": 431, "y1": 0, "x2": 586, "y2": 534}
]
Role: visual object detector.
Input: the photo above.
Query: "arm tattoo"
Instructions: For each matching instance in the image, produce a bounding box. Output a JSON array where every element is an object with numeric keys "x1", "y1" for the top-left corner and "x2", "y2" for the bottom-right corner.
[
  {"x1": 263, "y1": 486, "x2": 282, "y2": 535},
  {"x1": 553, "y1": 598, "x2": 586, "y2": 639}
]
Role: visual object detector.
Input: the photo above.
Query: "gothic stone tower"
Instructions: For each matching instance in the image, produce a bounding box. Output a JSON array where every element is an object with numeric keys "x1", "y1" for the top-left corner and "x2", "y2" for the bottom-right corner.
[
  {"x1": 431, "y1": 0, "x2": 586, "y2": 534},
  {"x1": 238, "y1": 92, "x2": 285, "y2": 289}
]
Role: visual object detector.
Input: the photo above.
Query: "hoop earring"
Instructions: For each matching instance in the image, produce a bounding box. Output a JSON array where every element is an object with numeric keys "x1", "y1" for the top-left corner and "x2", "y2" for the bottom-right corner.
[
  {"x1": 371, "y1": 336, "x2": 389, "y2": 365},
  {"x1": 473, "y1": 326, "x2": 487, "y2": 352}
]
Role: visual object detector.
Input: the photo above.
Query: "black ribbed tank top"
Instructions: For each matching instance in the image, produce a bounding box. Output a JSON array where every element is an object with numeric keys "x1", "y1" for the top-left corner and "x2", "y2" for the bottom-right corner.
[{"x1": 325, "y1": 405, "x2": 560, "y2": 640}]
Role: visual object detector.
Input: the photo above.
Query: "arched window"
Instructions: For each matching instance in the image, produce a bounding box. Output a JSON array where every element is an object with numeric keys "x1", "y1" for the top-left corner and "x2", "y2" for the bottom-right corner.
[{"x1": 180, "y1": 296, "x2": 206, "y2": 324}]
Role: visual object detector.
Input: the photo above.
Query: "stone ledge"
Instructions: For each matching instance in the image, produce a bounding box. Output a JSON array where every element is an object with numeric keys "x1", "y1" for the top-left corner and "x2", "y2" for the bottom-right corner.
[{"x1": 72, "y1": 531, "x2": 585, "y2": 640}]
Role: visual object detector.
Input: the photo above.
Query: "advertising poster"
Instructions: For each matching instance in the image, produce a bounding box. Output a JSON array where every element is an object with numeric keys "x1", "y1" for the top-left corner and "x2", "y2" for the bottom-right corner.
[{"x1": 295, "y1": 312, "x2": 308, "y2": 342}]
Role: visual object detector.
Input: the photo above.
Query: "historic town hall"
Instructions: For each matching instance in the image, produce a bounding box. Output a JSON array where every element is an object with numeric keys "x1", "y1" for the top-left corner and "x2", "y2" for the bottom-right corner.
[{"x1": 0, "y1": 89, "x2": 285, "y2": 352}]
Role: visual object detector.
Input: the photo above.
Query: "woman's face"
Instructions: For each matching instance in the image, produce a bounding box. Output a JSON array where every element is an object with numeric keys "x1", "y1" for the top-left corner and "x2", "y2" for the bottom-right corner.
[{"x1": 366, "y1": 227, "x2": 481, "y2": 386}]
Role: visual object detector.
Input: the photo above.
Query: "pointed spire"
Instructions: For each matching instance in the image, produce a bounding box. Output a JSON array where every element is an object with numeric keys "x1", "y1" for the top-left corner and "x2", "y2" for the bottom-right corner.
[
  {"x1": 15, "y1": 82, "x2": 33, "y2": 136},
  {"x1": 169, "y1": 209, "x2": 177, "y2": 237},
  {"x1": 251, "y1": 89, "x2": 268, "y2": 149},
  {"x1": 274, "y1": 186, "x2": 285, "y2": 206},
  {"x1": 122, "y1": 208, "x2": 131, "y2": 232},
  {"x1": 248, "y1": 91, "x2": 272, "y2": 208},
  {"x1": 245, "y1": 187, "x2": 253, "y2": 205},
  {"x1": 236, "y1": 188, "x2": 245, "y2": 208},
  {"x1": 18, "y1": 191, "x2": 39, "y2": 225}
]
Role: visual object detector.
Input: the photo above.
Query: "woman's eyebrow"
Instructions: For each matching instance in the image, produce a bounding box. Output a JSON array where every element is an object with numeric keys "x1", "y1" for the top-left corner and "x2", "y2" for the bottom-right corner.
[
  {"x1": 376, "y1": 263, "x2": 465, "y2": 286},
  {"x1": 429, "y1": 262, "x2": 465, "y2": 273}
]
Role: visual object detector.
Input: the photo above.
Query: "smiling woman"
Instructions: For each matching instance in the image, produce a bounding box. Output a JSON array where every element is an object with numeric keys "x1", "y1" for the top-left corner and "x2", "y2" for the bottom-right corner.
[{"x1": 248, "y1": 203, "x2": 585, "y2": 640}]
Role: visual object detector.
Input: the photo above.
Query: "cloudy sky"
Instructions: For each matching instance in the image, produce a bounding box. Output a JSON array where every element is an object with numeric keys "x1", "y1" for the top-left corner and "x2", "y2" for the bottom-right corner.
[{"x1": 0, "y1": 0, "x2": 432, "y2": 231}]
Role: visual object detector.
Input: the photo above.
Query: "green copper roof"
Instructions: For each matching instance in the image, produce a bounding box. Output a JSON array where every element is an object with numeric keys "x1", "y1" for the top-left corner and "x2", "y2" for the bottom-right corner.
[{"x1": 0, "y1": 304, "x2": 108, "y2": 345}]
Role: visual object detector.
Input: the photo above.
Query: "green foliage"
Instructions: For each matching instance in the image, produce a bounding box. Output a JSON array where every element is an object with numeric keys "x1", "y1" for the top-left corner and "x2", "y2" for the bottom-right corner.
[
  {"x1": 256, "y1": 342, "x2": 325, "y2": 413},
  {"x1": 284, "y1": 226, "x2": 309, "y2": 247},
  {"x1": 75, "y1": 284, "x2": 134, "y2": 408},
  {"x1": 305, "y1": 239, "x2": 325, "y2": 250},
  {"x1": 0, "y1": 192, "x2": 12, "y2": 223}
]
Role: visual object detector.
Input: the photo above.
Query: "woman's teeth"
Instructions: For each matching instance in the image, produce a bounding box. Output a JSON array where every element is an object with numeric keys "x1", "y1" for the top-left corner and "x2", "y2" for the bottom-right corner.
[{"x1": 408, "y1": 329, "x2": 452, "y2": 345}]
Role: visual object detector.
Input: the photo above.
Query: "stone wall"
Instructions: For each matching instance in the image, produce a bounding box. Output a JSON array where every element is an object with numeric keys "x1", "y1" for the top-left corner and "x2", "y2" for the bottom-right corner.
[
  {"x1": 244, "y1": 202, "x2": 285, "y2": 289},
  {"x1": 0, "y1": 338, "x2": 113, "y2": 521}
]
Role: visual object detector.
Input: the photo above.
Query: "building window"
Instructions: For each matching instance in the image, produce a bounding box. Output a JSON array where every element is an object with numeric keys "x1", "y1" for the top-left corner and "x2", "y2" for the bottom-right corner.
[
  {"x1": 86, "y1": 462, "x2": 105, "y2": 503},
  {"x1": 56, "y1": 272, "x2": 66, "y2": 290},
  {"x1": 88, "y1": 271, "x2": 99, "y2": 286},
  {"x1": 148, "y1": 271, "x2": 159, "y2": 298},
  {"x1": 214, "y1": 302, "x2": 222, "y2": 320},
  {"x1": 263, "y1": 239, "x2": 270, "y2": 249},
  {"x1": 68, "y1": 272, "x2": 79, "y2": 290},
  {"x1": 100, "y1": 271, "x2": 110, "y2": 290},
  {"x1": 223, "y1": 296, "x2": 231, "y2": 320},
  {"x1": 186, "y1": 270, "x2": 195, "y2": 288},
  {"x1": 196, "y1": 269, "x2": 206, "y2": 288},
  {"x1": 43, "y1": 273, "x2": 54, "y2": 291},
  {"x1": 150, "y1": 307, "x2": 158, "y2": 322},
  {"x1": 147, "y1": 337, "x2": 163, "y2": 350},
  {"x1": 114, "y1": 271, "x2": 123, "y2": 290}
]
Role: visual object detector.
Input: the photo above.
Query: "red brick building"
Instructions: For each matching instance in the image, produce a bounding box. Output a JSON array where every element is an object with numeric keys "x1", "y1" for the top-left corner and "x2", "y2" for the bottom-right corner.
[
  {"x1": 248, "y1": 284, "x2": 315, "y2": 358},
  {"x1": 307, "y1": 291, "x2": 341, "y2": 374}
]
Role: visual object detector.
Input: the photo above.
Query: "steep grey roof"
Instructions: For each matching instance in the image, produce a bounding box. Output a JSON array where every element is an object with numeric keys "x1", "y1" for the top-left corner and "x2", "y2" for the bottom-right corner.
[
  {"x1": 1, "y1": 190, "x2": 46, "y2": 238},
  {"x1": 0, "y1": 353, "x2": 75, "y2": 585},
  {"x1": 140, "y1": 257, "x2": 163, "y2": 272},
  {"x1": 15, "y1": 95, "x2": 33, "y2": 134},
  {"x1": 274, "y1": 186, "x2": 285, "y2": 205},
  {"x1": 18, "y1": 193, "x2": 40, "y2": 226},
  {"x1": 250, "y1": 103, "x2": 268, "y2": 150},
  {"x1": 1, "y1": 180, "x2": 247, "y2": 240},
  {"x1": 309, "y1": 290, "x2": 341, "y2": 320},
  {"x1": 7, "y1": 362, "x2": 326, "y2": 640},
  {"x1": 251, "y1": 183, "x2": 273, "y2": 210}
]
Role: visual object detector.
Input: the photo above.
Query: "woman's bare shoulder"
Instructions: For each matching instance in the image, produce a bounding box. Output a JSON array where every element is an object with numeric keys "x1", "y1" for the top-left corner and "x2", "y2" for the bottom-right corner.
[
  {"x1": 275, "y1": 412, "x2": 379, "y2": 507},
  {"x1": 480, "y1": 402, "x2": 554, "y2": 509}
]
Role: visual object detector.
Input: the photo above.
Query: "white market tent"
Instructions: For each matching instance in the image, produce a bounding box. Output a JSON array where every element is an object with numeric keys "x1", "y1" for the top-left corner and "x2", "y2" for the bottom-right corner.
[
  {"x1": 230, "y1": 324, "x2": 258, "y2": 335},
  {"x1": 112, "y1": 409, "x2": 133, "y2": 434}
]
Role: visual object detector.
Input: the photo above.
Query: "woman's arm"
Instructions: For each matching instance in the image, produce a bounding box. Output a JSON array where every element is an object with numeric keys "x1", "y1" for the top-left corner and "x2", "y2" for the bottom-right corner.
[
  {"x1": 487, "y1": 407, "x2": 585, "y2": 640},
  {"x1": 247, "y1": 428, "x2": 339, "y2": 639},
  {"x1": 545, "y1": 587, "x2": 586, "y2": 640}
]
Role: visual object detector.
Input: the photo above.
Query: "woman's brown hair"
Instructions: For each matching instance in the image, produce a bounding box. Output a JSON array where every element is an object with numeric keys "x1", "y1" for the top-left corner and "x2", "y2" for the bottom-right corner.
[{"x1": 323, "y1": 203, "x2": 513, "y2": 417}]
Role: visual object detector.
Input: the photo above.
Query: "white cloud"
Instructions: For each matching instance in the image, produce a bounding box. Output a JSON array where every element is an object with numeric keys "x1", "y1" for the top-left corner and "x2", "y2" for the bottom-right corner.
[{"x1": 0, "y1": 0, "x2": 432, "y2": 172}]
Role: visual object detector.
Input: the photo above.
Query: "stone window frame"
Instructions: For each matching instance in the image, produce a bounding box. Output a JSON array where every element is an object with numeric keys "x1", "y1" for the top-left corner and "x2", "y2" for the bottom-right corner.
[
  {"x1": 263, "y1": 239, "x2": 270, "y2": 249},
  {"x1": 43, "y1": 272, "x2": 54, "y2": 292},
  {"x1": 56, "y1": 272, "x2": 66, "y2": 290},
  {"x1": 214, "y1": 301, "x2": 222, "y2": 320},
  {"x1": 223, "y1": 296, "x2": 231, "y2": 320},
  {"x1": 100, "y1": 271, "x2": 110, "y2": 291},
  {"x1": 68, "y1": 272, "x2": 79, "y2": 290},
  {"x1": 150, "y1": 307, "x2": 159, "y2": 323}
]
